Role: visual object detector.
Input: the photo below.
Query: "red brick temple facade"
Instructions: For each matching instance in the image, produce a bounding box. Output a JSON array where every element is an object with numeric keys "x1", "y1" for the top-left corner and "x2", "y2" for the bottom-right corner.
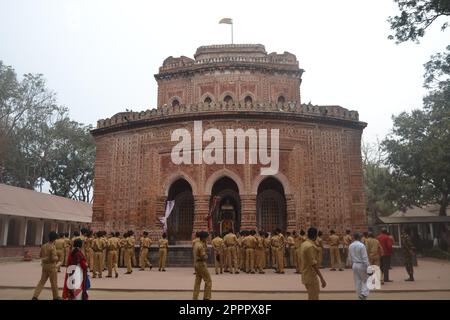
[{"x1": 91, "y1": 44, "x2": 367, "y2": 242}]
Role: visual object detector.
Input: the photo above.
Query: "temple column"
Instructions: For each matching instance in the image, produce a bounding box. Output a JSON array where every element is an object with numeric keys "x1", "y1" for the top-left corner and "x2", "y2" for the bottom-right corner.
[
  {"x1": 240, "y1": 194, "x2": 257, "y2": 230},
  {"x1": 193, "y1": 195, "x2": 209, "y2": 235},
  {"x1": 154, "y1": 196, "x2": 166, "y2": 237},
  {"x1": 286, "y1": 194, "x2": 296, "y2": 231}
]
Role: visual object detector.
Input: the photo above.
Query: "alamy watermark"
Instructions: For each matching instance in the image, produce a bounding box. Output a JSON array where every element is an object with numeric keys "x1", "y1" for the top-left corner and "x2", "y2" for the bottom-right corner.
[{"x1": 171, "y1": 121, "x2": 279, "y2": 175}]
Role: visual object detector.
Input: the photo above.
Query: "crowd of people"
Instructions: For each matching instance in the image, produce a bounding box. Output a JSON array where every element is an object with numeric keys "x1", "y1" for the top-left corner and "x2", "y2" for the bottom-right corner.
[{"x1": 30, "y1": 226, "x2": 416, "y2": 300}]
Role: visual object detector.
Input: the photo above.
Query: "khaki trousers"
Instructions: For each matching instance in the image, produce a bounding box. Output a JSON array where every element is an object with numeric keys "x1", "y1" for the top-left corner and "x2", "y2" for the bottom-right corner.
[
  {"x1": 245, "y1": 248, "x2": 255, "y2": 272},
  {"x1": 124, "y1": 248, "x2": 134, "y2": 273},
  {"x1": 108, "y1": 250, "x2": 119, "y2": 276},
  {"x1": 159, "y1": 248, "x2": 167, "y2": 269},
  {"x1": 305, "y1": 279, "x2": 320, "y2": 300},
  {"x1": 94, "y1": 251, "x2": 103, "y2": 277},
  {"x1": 33, "y1": 265, "x2": 59, "y2": 299},
  {"x1": 139, "y1": 247, "x2": 152, "y2": 269},
  {"x1": 226, "y1": 246, "x2": 238, "y2": 273},
  {"x1": 193, "y1": 262, "x2": 212, "y2": 300},
  {"x1": 56, "y1": 250, "x2": 64, "y2": 271},
  {"x1": 276, "y1": 247, "x2": 284, "y2": 272},
  {"x1": 255, "y1": 249, "x2": 264, "y2": 272},
  {"x1": 330, "y1": 246, "x2": 341, "y2": 269},
  {"x1": 213, "y1": 250, "x2": 223, "y2": 273}
]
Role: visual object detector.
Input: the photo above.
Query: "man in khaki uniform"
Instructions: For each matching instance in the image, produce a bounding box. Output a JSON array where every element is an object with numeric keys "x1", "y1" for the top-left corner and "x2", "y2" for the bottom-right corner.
[
  {"x1": 242, "y1": 230, "x2": 257, "y2": 273},
  {"x1": 107, "y1": 231, "x2": 120, "y2": 278},
  {"x1": 124, "y1": 231, "x2": 136, "y2": 274},
  {"x1": 158, "y1": 232, "x2": 168, "y2": 271},
  {"x1": 223, "y1": 229, "x2": 239, "y2": 274},
  {"x1": 55, "y1": 233, "x2": 66, "y2": 272},
  {"x1": 192, "y1": 232, "x2": 200, "y2": 274},
  {"x1": 299, "y1": 227, "x2": 327, "y2": 300},
  {"x1": 271, "y1": 230, "x2": 285, "y2": 274},
  {"x1": 286, "y1": 232, "x2": 295, "y2": 268},
  {"x1": 63, "y1": 232, "x2": 71, "y2": 267},
  {"x1": 84, "y1": 230, "x2": 94, "y2": 270},
  {"x1": 294, "y1": 230, "x2": 304, "y2": 273},
  {"x1": 32, "y1": 231, "x2": 60, "y2": 300},
  {"x1": 238, "y1": 231, "x2": 246, "y2": 271},
  {"x1": 101, "y1": 231, "x2": 109, "y2": 272},
  {"x1": 212, "y1": 233, "x2": 224, "y2": 274},
  {"x1": 119, "y1": 232, "x2": 127, "y2": 267},
  {"x1": 92, "y1": 231, "x2": 105, "y2": 278},
  {"x1": 316, "y1": 231, "x2": 324, "y2": 268},
  {"x1": 139, "y1": 231, "x2": 153, "y2": 271},
  {"x1": 263, "y1": 232, "x2": 270, "y2": 269},
  {"x1": 193, "y1": 231, "x2": 212, "y2": 300},
  {"x1": 343, "y1": 229, "x2": 353, "y2": 268},
  {"x1": 366, "y1": 231, "x2": 383, "y2": 266},
  {"x1": 329, "y1": 230, "x2": 343, "y2": 271},
  {"x1": 255, "y1": 231, "x2": 266, "y2": 274}
]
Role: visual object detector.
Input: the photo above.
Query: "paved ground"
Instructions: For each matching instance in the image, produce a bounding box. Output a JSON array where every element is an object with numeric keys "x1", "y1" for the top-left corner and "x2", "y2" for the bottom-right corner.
[
  {"x1": 0, "y1": 258, "x2": 449, "y2": 299},
  {"x1": 2, "y1": 288, "x2": 450, "y2": 300}
]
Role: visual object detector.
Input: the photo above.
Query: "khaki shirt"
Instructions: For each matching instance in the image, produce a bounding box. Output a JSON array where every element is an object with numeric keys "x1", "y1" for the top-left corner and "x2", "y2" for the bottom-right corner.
[
  {"x1": 212, "y1": 237, "x2": 224, "y2": 252},
  {"x1": 264, "y1": 238, "x2": 270, "y2": 249},
  {"x1": 64, "y1": 237, "x2": 71, "y2": 249},
  {"x1": 287, "y1": 236, "x2": 295, "y2": 248},
  {"x1": 84, "y1": 237, "x2": 92, "y2": 251},
  {"x1": 192, "y1": 237, "x2": 200, "y2": 247},
  {"x1": 242, "y1": 235, "x2": 257, "y2": 249},
  {"x1": 140, "y1": 237, "x2": 152, "y2": 249},
  {"x1": 93, "y1": 238, "x2": 105, "y2": 252},
  {"x1": 343, "y1": 234, "x2": 352, "y2": 248},
  {"x1": 315, "y1": 236, "x2": 324, "y2": 248},
  {"x1": 300, "y1": 239, "x2": 319, "y2": 285},
  {"x1": 108, "y1": 237, "x2": 121, "y2": 250},
  {"x1": 125, "y1": 236, "x2": 136, "y2": 249},
  {"x1": 328, "y1": 234, "x2": 340, "y2": 247},
  {"x1": 255, "y1": 235, "x2": 265, "y2": 250},
  {"x1": 366, "y1": 238, "x2": 383, "y2": 257},
  {"x1": 40, "y1": 242, "x2": 58, "y2": 266},
  {"x1": 159, "y1": 238, "x2": 168, "y2": 249},
  {"x1": 224, "y1": 233, "x2": 238, "y2": 247},
  {"x1": 55, "y1": 238, "x2": 65, "y2": 250},
  {"x1": 270, "y1": 235, "x2": 282, "y2": 248},
  {"x1": 193, "y1": 241, "x2": 207, "y2": 262}
]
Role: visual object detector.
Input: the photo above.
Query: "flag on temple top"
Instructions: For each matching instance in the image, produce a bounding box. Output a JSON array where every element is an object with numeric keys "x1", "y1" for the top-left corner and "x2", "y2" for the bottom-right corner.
[{"x1": 219, "y1": 18, "x2": 232, "y2": 24}]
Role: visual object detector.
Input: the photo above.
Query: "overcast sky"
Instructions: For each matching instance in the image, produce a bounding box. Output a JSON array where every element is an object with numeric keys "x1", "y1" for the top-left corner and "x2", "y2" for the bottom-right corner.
[{"x1": 1, "y1": 0, "x2": 449, "y2": 144}]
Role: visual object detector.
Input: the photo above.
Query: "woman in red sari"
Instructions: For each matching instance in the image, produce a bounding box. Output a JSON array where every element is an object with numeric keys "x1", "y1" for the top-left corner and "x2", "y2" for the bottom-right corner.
[{"x1": 63, "y1": 238, "x2": 89, "y2": 300}]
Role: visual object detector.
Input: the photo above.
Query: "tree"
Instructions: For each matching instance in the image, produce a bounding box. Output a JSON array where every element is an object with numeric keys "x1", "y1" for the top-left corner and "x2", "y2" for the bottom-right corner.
[
  {"x1": 45, "y1": 117, "x2": 95, "y2": 202},
  {"x1": 382, "y1": 93, "x2": 450, "y2": 216},
  {"x1": 0, "y1": 61, "x2": 95, "y2": 202},
  {"x1": 0, "y1": 61, "x2": 60, "y2": 188},
  {"x1": 362, "y1": 141, "x2": 404, "y2": 226},
  {"x1": 388, "y1": 0, "x2": 450, "y2": 43}
]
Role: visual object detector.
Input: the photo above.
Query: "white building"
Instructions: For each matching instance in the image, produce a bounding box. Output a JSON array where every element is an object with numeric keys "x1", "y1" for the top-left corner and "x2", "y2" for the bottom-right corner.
[{"x1": 0, "y1": 184, "x2": 92, "y2": 258}]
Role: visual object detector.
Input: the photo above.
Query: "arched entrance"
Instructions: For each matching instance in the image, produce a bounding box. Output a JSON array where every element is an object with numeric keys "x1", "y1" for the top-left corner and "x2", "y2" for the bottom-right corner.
[
  {"x1": 256, "y1": 177, "x2": 287, "y2": 232},
  {"x1": 167, "y1": 179, "x2": 194, "y2": 242},
  {"x1": 210, "y1": 177, "x2": 241, "y2": 235}
]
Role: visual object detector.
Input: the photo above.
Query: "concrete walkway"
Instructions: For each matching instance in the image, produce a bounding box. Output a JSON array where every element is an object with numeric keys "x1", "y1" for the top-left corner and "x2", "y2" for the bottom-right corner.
[{"x1": 0, "y1": 258, "x2": 449, "y2": 293}]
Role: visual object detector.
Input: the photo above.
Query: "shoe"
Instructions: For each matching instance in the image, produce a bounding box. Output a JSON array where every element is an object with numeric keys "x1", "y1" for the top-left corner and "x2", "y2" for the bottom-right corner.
[
  {"x1": 280, "y1": 271, "x2": 285, "y2": 274},
  {"x1": 98, "y1": 275, "x2": 102, "y2": 278},
  {"x1": 31, "y1": 297, "x2": 38, "y2": 300},
  {"x1": 259, "y1": 271, "x2": 265, "y2": 274},
  {"x1": 330, "y1": 268, "x2": 336, "y2": 271},
  {"x1": 295, "y1": 271, "x2": 300, "y2": 274},
  {"x1": 158, "y1": 269, "x2": 161, "y2": 272},
  {"x1": 339, "y1": 268, "x2": 344, "y2": 271},
  {"x1": 125, "y1": 272, "x2": 132, "y2": 274},
  {"x1": 139, "y1": 268, "x2": 145, "y2": 271},
  {"x1": 250, "y1": 271, "x2": 255, "y2": 274},
  {"x1": 149, "y1": 266, "x2": 152, "y2": 270},
  {"x1": 234, "y1": 271, "x2": 239, "y2": 274},
  {"x1": 358, "y1": 295, "x2": 367, "y2": 300},
  {"x1": 162, "y1": 269, "x2": 166, "y2": 272},
  {"x1": 115, "y1": 273, "x2": 119, "y2": 278},
  {"x1": 220, "y1": 271, "x2": 223, "y2": 274},
  {"x1": 106, "y1": 275, "x2": 112, "y2": 278},
  {"x1": 405, "y1": 278, "x2": 414, "y2": 281},
  {"x1": 216, "y1": 272, "x2": 219, "y2": 275}
]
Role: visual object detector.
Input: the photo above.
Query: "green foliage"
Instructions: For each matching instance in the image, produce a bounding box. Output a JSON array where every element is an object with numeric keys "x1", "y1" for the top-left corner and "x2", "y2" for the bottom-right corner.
[
  {"x1": 388, "y1": 0, "x2": 450, "y2": 43},
  {"x1": 0, "y1": 61, "x2": 95, "y2": 202}
]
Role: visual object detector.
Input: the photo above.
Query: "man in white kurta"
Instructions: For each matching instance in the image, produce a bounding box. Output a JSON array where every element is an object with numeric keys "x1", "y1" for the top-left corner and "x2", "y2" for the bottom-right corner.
[{"x1": 349, "y1": 232, "x2": 370, "y2": 300}]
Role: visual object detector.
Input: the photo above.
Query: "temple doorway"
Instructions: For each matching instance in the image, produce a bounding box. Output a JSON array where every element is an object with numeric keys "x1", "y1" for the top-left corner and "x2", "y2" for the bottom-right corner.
[
  {"x1": 210, "y1": 177, "x2": 241, "y2": 235},
  {"x1": 256, "y1": 177, "x2": 287, "y2": 232},
  {"x1": 167, "y1": 178, "x2": 194, "y2": 242}
]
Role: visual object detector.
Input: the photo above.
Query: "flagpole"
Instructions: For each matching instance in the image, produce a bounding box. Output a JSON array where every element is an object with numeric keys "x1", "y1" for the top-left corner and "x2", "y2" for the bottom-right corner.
[{"x1": 231, "y1": 23, "x2": 233, "y2": 44}]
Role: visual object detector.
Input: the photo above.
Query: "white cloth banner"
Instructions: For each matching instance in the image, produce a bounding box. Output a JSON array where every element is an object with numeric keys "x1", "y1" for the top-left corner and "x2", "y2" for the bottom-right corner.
[
  {"x1": 159, "y1": 200, "x2": 175, "y2": 232},
  {"x1": 366, "y1": 265, "x2": 382, "y2": 290}
]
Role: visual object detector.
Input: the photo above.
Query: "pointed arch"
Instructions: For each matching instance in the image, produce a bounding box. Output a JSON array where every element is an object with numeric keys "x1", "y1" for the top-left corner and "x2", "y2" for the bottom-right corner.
[
  {"x1": 163, "y1": 171, "x2": 198, "y2": 196},
  {"x1": 251, "y1": 172, "x2": 292, "y2": 195},
  {"x1": 204, "y1": 168, "x2": 245, "y2": 196}
]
